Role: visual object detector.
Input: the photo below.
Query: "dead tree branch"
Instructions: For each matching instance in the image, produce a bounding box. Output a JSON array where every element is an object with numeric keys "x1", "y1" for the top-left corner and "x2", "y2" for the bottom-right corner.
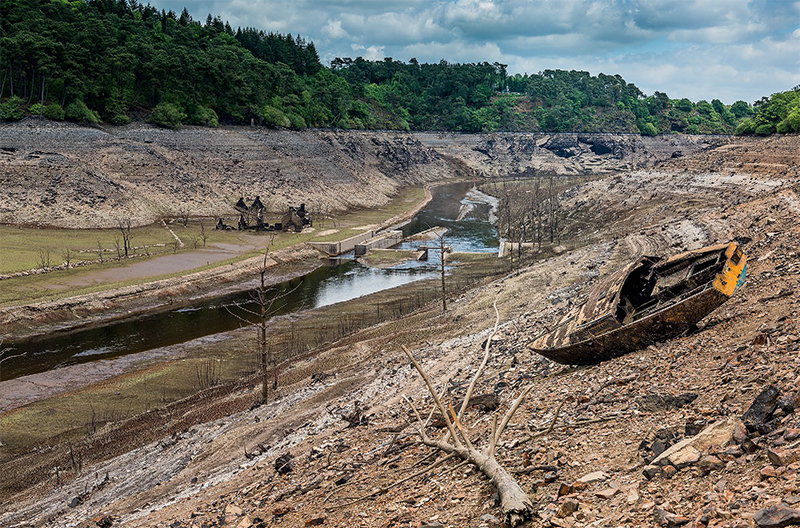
[
  {"x1": 400, "y1": 342, "x2": 533, "y2": 526},
  {"x1": 457, "y1": 300, "x2": 500, "y2": 422}
]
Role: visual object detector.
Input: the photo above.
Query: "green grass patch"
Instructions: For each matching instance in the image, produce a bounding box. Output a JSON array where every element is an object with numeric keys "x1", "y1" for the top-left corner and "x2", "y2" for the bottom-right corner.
[
  {"x1": 0, "y1": 354, "x2": 244, "y2": 458},
  {"x1": 0, "y1": 224, "x2": 175, "y2": 274},
  {"x1": 0, "y1": 186, "x2": 426, "y2": 307}
]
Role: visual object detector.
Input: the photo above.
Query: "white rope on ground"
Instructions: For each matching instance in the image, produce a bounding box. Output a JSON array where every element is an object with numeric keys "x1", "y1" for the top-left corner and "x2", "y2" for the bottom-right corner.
[{"x1": 161, "y1": 218, "x2": 184, "y2": 248}]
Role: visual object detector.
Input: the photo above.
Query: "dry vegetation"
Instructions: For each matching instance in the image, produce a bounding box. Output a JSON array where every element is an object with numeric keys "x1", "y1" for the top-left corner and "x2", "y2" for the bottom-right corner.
[{"x1": 1, "y1": 132, "x2": 799, "y2": 528}]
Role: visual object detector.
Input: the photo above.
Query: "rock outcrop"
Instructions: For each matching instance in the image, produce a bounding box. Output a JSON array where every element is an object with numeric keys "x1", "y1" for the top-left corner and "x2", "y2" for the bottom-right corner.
[
  {"x1": 0, "y1": 122, "x2": 466, "y2": 228},
  {"x1": 0, "y1": 121, "x2": 730, "y2": 228}
]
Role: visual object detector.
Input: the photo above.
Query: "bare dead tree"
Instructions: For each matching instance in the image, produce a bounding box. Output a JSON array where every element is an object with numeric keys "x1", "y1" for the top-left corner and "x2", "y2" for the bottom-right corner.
[
  {"x1": 253, "y1": 237, "x2": 274, "y2": 402},
  {"x1": 319, "y1": 200, "x2": 336, "y2": 228},
  {"x1": 38, "y1": 248, "x2": 51, "y2": 270},
  {"x1": 200, "y1": 223, "x2": 207, "y2": 247},
  {"x1": 548, "y1": 176, "x2": 562, "y2": 245},
  {"x1": 224, "y1": 235, "x2": 301, "y2": 404},
  {"x1": 401, "y1": 300, "x2": 532, "y2": 524},
  {"x1": 178, "y1": 208, "x2": 189, "y2": 227},
  {"x1": 401, "y1": 343, "x2": 533, "y2": 525},
  {"x1": 534, "y1": 178, "x2": 543, "y2": 251},
  {"x1": 96, "y1": 240, "x2": 104, "y2": 263},
  {"x1": 437, "y1": 233, "x2": 448, "y2": 312},
  {"x1": 61, "y1": 247, "x2": 73, "y2": 268},
  {"x1": 195, "y1": 359, "x2": 221, "y2": 390},
  {"x1": 117, "y1": 219, "x2": 132, "y2": 258},
  {"x1": 113, "y1": 235, "x2": 122, "y2": 261}
]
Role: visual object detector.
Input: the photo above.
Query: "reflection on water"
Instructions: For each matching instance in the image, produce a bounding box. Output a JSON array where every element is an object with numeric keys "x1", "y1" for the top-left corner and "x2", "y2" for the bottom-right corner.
[
  {"x1": 4, "y1": 262, "x2": 435, "y2": 379},
  {"x1": 313, "y1": 266, "x2": 434, "y2": 307},
  {"x1": 401, "y1": 183, "x2": 498, "y2": 253},
  {"x1": 4, "y1": 181, "x2": 497, "y2": 380}
]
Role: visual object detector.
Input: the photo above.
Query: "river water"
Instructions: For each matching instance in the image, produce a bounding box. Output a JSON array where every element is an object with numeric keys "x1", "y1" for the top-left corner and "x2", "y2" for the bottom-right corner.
[{"x1": 2, "y1": 181, "x2": 498, "y2": 381}]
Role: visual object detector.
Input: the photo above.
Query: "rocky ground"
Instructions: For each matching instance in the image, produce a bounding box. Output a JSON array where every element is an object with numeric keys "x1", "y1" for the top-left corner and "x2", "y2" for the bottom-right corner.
[
  {"x1": 1, "y1": 121, "x2": 721, "y2": 229},
  {"x1": 414, "y1": 132, "x2": 724, "y2": 177},
  {"x1": 0, "y1": 122, "x2": 459, "y2": 228},
  {"x1": 2, "y1": 133, "x2": 800, "y2": 528}
]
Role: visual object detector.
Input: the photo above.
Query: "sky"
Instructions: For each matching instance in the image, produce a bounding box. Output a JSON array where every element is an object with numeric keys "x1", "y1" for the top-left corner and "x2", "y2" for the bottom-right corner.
[{"x1": 151, "y1": 0, "x2": 800, "y2": 104}]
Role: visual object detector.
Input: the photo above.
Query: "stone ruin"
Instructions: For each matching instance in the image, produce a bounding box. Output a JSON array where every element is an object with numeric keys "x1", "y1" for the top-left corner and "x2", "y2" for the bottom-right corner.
[
  {"x1": 216, "y1": 198, "x2": 312, "y2": 232},
  {"x1": 215, "y1": 218, "x2": 234, "y2": 230},
  {"x1": 281, "y1": 203, "x2": 312, "y2": 233}
]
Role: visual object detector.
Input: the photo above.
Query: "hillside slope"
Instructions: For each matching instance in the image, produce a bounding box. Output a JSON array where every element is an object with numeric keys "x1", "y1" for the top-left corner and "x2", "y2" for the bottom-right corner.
[
  {"x1": 0, "y1": 121, "x2": 729, "y2": 228},
  {"x1": 2, "y1": 135, "x2": 799, "y2": 528},
  {"x1": 0, "y1": 122, "x2": 462, "y2": 228}
]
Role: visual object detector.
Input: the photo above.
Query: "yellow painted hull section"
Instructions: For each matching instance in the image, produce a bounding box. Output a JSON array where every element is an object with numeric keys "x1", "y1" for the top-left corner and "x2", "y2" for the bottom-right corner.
[{"x1": 713, "y1": 243, "x2": 746, "y2": 298}]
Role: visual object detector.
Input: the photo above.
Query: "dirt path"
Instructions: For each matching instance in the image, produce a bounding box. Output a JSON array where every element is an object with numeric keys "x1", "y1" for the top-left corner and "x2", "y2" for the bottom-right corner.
[{"x1": 45, "y1": 245, "x2": 255, "y2": 289}]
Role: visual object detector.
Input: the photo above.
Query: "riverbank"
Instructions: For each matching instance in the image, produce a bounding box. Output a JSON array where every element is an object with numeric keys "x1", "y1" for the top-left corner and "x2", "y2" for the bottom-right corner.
[
  {"x1": 0, "y1": 180, "x2": 489, "y2": 456},
  {"x1": 0, "y1": 185, "x2": 432, "y2": 342},
  {"x1": 5, "y1": 155, "x2": 799, "y2": 526},
  {"x1": 0, "y1": 250, "x2": 506, "y2": 464}
]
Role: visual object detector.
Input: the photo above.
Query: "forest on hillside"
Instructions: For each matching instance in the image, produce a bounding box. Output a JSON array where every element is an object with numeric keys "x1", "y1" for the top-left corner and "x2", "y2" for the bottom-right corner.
[{"x1": 1, "y1": 0, "x2": 799, "y2": 135}]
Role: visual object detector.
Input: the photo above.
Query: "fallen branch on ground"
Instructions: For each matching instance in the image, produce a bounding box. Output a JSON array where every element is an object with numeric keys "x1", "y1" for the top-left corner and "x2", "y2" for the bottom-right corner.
[
  {"x1": 401, "y1": 342, "x2": 533, "y2": 526},
  {"x1": 326, "y1": 301, "x2": 534, "y2": 525}
]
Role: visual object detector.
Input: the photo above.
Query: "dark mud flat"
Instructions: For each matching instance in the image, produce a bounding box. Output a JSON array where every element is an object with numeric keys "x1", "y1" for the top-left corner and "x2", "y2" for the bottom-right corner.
[{"x1": 0, "y1": 334, "x2": 228, "y2": 412}]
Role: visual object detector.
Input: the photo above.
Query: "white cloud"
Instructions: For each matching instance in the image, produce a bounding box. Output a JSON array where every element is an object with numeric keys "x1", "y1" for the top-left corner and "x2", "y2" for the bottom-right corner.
[
  {"x1": 350, "y1": 44, "x2": 385, "y2": 61},
  {"x1": 323, "y1": 19, "x2": 347, "y2": 39},
  {"x1": 401, "y1": 40, "x2": 504, "y2": 64}
]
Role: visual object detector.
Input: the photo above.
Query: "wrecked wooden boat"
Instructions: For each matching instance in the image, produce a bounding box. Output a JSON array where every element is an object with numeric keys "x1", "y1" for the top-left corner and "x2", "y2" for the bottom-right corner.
[{"x1": 531, "y1": 242, "x2": 746, "y2": 365}]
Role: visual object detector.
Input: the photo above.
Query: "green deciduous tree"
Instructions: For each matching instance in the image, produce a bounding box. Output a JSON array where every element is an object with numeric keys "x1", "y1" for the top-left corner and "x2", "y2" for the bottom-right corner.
[
  {"x1": 0, "y1": 96, "x2": 25, "y2": 120},
  {"x1": 64, "y1": 100, "x2": 99, "y2": 123},
  {"x1": 148, "y1": 102, "x2": 186, "y2": 129}
]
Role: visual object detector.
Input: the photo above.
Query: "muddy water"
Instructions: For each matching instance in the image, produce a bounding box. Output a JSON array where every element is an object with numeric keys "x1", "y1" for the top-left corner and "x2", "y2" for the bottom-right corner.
[{"x1": 2, "y1": 181, "x2": 496, "y2": 381}]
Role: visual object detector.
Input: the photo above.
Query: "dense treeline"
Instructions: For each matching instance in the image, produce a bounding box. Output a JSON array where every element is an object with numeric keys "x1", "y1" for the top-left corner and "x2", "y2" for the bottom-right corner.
[
  {"x1": 503, "y1": 70, "x2": 754, "y2": 135},
  {"x1": 330, "y1": 57, "x2": 509, "y2": 130},
  {"x1": 343, "y1": 65, "x2": 753, "y2": 134},
  {"x1": 0, "y1": 0, "x2": 795, "y2": 135},
  {"x1": 734, "y1": 88, "x2": 800, "y2": 135},
  {"x1": 0, "y1": 0, "x2": 344, "y2": 128}
]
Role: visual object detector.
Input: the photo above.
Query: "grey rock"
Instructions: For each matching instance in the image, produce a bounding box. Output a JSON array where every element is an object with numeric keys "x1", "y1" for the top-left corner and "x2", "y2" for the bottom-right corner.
[
  {"x1": 643, "y1": 465, "x2": 660, "y2": 479},
  {"x1": 557, "y1": 499, "x2": 580, "y2": 518},
  {"x1": 753, "y1": 504, "x2": 800, "y2": 528},
  {"x1": 743, "y1": 385, "x2": 780, "y2": 433},
  {"x1": 274, "y1": 453, "x2": 293, "y2": 475},
  {"x1": 479, "y1": 513, "x2": 500, "y2": 525},
  {"x1": 697, "y1": 455, "x2": 724, "y2": 472},
  {"x1": 637, "y1": 393, "x2": 698, "y2": 413}
]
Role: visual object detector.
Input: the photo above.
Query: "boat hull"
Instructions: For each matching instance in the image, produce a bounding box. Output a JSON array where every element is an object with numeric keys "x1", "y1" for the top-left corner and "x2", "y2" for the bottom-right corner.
[
  {"x1": 531, "y1": 285, "x2": 729, "y2": 364},
  {"x1": 530, "y1": 242, "x2": 746, "y2": 365}
]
